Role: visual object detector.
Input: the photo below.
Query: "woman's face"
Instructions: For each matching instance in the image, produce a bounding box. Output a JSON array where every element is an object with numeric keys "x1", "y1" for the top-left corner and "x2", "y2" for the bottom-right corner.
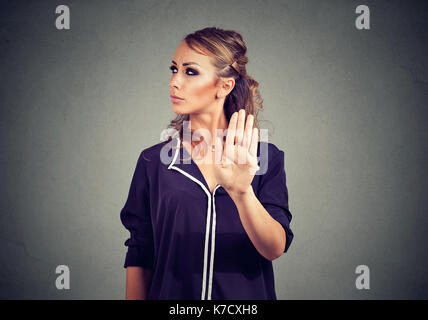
[{"x1": 169, "y1": 41, "x2": 221, "y2": 115}]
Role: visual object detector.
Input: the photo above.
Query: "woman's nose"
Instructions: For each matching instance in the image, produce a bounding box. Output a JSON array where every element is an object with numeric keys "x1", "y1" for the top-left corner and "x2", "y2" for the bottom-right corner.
[{"x1": 169, "y1": 75, "x2": 181, "y2": 89}]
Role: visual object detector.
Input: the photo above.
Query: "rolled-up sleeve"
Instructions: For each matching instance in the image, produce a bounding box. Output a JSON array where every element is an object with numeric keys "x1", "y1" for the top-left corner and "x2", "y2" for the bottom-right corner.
[
  {"x1": 120, "y1": 150, "x2": 155, "y2": 269},
  {"x1": 257, "y1": 145, "x2": 294, "y2": 253}
]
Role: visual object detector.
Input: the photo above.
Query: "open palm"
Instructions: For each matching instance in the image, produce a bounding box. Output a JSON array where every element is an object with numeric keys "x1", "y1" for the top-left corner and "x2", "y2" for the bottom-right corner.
[{"x1": 214, "y1": 109, "x2": 259, "y2": 194}]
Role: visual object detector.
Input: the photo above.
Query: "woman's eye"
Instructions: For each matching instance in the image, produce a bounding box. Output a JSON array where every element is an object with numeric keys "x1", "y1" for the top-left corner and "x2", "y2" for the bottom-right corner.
[
  {"x1": 169, "y1": 66, "x2": 198, "y2": 76},
  {"x1": 186, "y1": 68, "x2": 198, "y2": 75}
]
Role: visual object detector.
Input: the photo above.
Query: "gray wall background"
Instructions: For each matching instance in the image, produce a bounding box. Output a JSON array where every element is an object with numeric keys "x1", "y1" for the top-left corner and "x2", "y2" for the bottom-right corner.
[{"x1": 1, "y1": 0, "x2": 427, "y2": 299}]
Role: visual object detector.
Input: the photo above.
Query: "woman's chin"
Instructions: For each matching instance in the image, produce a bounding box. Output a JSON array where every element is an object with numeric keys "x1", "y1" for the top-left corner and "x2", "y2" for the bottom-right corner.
[{"x1": 172, "y1": 105, "x2": 188, "y2": 114}]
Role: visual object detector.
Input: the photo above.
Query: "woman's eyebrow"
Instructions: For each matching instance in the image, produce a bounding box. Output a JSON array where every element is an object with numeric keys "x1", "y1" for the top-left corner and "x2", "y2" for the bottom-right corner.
[{"x1": 171, "y1": 60, "x2": 201, "y2": 67}]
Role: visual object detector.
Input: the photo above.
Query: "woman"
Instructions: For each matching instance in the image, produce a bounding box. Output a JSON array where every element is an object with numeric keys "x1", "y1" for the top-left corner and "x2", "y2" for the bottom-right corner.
[{"x1": 120, "y1": 27, "x2": 294, "y2": 300}]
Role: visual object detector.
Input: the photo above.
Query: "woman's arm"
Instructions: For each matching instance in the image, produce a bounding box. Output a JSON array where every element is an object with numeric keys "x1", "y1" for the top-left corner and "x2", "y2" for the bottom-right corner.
[
  {"x1": 125, "y1": 266, "x2": 153, "y2": 300},
  {"x1": 229, "y1": 186, "x2": 286, "y2": 261}
]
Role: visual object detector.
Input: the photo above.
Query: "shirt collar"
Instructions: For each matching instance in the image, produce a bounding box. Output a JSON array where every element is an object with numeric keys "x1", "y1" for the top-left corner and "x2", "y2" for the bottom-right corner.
[{"x1": 167, "y1": 135, "x2": 221, "y2": 194}]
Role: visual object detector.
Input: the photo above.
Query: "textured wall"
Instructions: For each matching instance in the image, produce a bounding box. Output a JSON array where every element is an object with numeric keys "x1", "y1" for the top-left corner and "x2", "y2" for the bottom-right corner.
[{"x1": 0, "y1": 0, "x2": 427, "y2": 299}]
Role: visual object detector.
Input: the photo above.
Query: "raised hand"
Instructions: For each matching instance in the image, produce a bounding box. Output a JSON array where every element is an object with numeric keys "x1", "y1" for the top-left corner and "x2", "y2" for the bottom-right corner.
[{"x1": 214, "y1": 109, "x2": 259, "y2": 195}]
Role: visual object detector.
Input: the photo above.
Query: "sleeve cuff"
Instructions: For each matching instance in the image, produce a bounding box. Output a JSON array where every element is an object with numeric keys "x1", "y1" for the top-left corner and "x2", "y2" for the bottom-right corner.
[{"x1": 123, "y1": 245, "x2": 154, "y2": 269}]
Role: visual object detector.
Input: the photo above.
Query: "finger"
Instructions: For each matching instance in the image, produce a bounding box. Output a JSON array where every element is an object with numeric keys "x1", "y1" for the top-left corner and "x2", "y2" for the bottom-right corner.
[
  {"x1": 235, "y1": 109, "x2": 245, "y2": 146},
  {"x1": 242, "y1": 114, "x2": 254, "y2": 150},
  {"x1": 237, "y1": 144, "x2": 247, "y2": 164},
  {"x1": 225, "y1": 112, "x2": 238, "y2": 164},
  {"x1": 249, "y1": 127, "x2": 258, "y2": 157},
  {"x1": 239, "y1": 115, "x2": 253, "y2": 165}
]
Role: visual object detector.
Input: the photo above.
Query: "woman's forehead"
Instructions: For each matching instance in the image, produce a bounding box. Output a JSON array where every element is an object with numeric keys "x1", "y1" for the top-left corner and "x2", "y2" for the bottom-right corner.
[{"x1": 172, "y1": 41, "x2": 213, "y2": 68}]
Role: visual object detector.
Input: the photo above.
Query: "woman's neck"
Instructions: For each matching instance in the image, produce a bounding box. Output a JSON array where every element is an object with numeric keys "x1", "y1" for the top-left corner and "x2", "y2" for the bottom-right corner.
[
  {"x1": 184, "y1": 110, "x2": 228, "y2": 161},
  {"x1": 188, "y1": 110, "x2": 228, "y2": 143}
]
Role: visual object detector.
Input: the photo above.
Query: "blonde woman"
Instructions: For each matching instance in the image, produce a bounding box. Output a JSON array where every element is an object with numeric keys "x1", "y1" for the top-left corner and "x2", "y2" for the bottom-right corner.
[{"x1": 120, "y1": 27, "x2": 294, "y2": 300}]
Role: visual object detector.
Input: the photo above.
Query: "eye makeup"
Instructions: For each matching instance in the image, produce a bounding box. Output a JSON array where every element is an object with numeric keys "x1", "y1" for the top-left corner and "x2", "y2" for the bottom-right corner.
[{"x1": 169, "y1": 65, "x2": 199, "y2": 76}]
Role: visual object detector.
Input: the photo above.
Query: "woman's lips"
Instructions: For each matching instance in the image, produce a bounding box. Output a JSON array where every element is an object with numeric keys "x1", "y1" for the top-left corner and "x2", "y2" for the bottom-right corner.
[{"x1": 170, "y1": 95, "x2": 184, "y2": 103}]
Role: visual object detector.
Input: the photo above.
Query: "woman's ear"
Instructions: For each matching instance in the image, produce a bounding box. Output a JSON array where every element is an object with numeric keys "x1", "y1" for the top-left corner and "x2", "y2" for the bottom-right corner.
[{"x1": 217, "y1": 77, "x2": 235, "y2": 98}]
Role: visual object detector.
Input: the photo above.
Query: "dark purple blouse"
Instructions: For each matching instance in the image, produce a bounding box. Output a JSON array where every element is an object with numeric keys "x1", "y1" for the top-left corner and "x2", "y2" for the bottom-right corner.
[{"x1": 120, "y1": 135, "x2": 294, "y2": 300}]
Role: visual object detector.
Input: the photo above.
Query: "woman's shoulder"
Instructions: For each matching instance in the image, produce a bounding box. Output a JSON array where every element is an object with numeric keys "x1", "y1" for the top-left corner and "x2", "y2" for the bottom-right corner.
[
  {"x1": 256, "y1": 141, "x2": 285, "y2": 176},
  {"x1": 257, "y1": 140, "x2": 284, "y2": 159},
  {"x1": 142, "y1": 140, "x2": 170, "y2": 155},
  {"x1": 138, "y1": 139, "x2": 177, "y2": 168}
]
